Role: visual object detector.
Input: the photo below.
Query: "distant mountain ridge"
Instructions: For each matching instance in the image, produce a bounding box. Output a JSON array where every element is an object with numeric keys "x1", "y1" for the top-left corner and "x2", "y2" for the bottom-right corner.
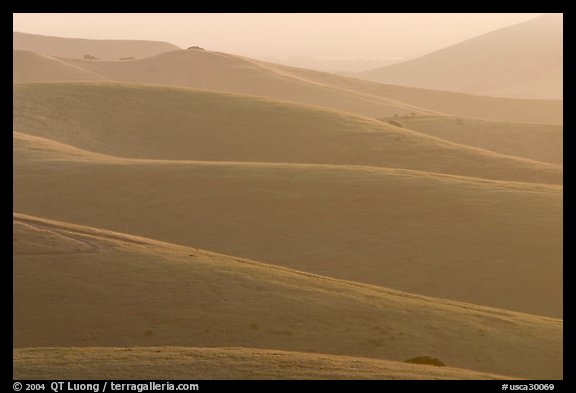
[
  {"x1": 13, "y1": 31, "x2": 181, "y2": 60},
  {"x1": 357, "y1": 14, "x2": 563, "y2": 99}
]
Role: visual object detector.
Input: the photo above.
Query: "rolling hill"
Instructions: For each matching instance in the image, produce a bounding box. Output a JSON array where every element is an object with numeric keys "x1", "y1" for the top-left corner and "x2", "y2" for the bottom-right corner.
[
  {"x1": 56, "y1": 49, "x2": 432, "y2": 119},
  {"x1": 14, "y1": 347, "x2": 513, "y2": 380},
  {"x1": 13, "y1": 213, "x2": 562, "y2": 379},
  {"x1": 379, "y1": 116, "x2": 562, "y2": 165},
  {"x1": 13, "y1": 31, "x2": 180, "y2": 61},
  {"x1": 68, "y1": 49, "x2": 564, "y2": 123},
  {"x1": 358, "y1": 14, "x2": 563, "y2": 100},
  {"x1": 13, "y1": 50, "x2": 109, "y2": 83},
  {"x1": 258, "y1": 60, "x2": 563, "y2": 124},
  {"x1": 14, "y1": 44, "x2": 561, "y2": 124},
  {"x1": 13, "y1": 124, "x2": 562, "y2": 318},
  {"x1": 12, "y1": 21, "x2": 563, "y2": 382},
  {"x1": 12, "y1": 82, "x2": 562, "y2": 185}
]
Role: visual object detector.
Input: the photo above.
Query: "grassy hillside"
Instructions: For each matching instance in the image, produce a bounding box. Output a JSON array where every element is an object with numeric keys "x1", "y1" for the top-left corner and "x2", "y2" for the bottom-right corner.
[
  {"x1": 14, "y1": 131, "x2": 563, "y2": 318},
  {"x1": 14, "y1": 347, "x2": 514, "y2": 380},
  {"x1": 13, "y1": 31, "x2": 180, "y2": 61},
  {"x1": 13, "y1": 83, "x2": 562, "y2": 185},
  {"x1": 57, "y1": 50, "x2": 430, "y2": 118},
  {"x1": 253, "y1": 58, "x2": 563, "y2": 124},
  {"x1": 55, "y1": 49, "x2": 563, "y2": 124},
  {"x1": 357, "y1": 14, "x2": 562, "y2": 100},
  {"x1": 379, "y1": 116, "x2": 562, "y2": 165},
  {"x1": 13, "y1": 50, "x2": 109, "y2": 83},
  {"x1": 13, "y1": 213, "x2": 562, "y2": 379}
]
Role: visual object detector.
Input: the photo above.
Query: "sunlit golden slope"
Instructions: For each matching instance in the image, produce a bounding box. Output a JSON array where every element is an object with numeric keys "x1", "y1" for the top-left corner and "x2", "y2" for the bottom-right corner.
[
  {"x1": 13, "y1": 50, "x2": 109, "y2": 83},
  {"x1": 13, "y1": 213, "x2": 561, "y2": 379},
  {"x1": 13, "y1": 83, "x2": 562, "y2": 185},
  {"x1": 379, "y1": 116, "x2": 562, "y2": 165},
  {"x1": 14, "y1": 347, "x2": 513, "y2": 380},
  {"x1": 14, "y1": 131, "x2": 562, "y2": 318}
]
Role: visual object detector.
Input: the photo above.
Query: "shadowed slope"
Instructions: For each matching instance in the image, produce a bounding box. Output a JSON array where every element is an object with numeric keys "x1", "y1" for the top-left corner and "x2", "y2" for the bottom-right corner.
[
  {"x1": 13, "y1": 83, "x2": 562, "y2": 185},
  {"x1": 14, "y1": 132, "x2": 563, "y2": 318},
  {"x1": 13, "y1": 213, "x2": 561, "y2": 379}
]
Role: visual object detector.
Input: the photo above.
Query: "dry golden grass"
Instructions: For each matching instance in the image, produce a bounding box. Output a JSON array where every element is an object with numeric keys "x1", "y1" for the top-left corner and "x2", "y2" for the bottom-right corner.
[
  {"x1": 14, "y1": 129, "x2": 562, "y2": 318},
  {"x1": 14, "y1": 347, "x2": 514, "y2": 380},
  {"x1": 13, "y1": 213, "x2": 561, "y2": 379},
  {"x1": 13, "y1": 50, "x2": 109, "y2": 83},
  {"x1": 37, "y1": 48, "x2": 562, "y2": 124},
  {"x1": 24, "y1": 52, "x2": 430, "y2": 119},
  {"x1": 12, "y1": 28, "x2": 563, "y2": 383},
  {"x1": 13, "y1": 82, "x2": 562, "y2": 185},
  {"x1": 252, "y1": 58, "x2": 563, "y2": 124},
  {"x1": 383, "y1": 116, "x2": 562, "y2": 165}
]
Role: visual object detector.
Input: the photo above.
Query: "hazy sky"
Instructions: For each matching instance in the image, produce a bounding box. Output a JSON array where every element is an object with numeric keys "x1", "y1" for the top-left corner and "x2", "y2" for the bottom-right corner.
[{"x1": 13, "y1": 13, "x2": 545, "y2": 59}]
